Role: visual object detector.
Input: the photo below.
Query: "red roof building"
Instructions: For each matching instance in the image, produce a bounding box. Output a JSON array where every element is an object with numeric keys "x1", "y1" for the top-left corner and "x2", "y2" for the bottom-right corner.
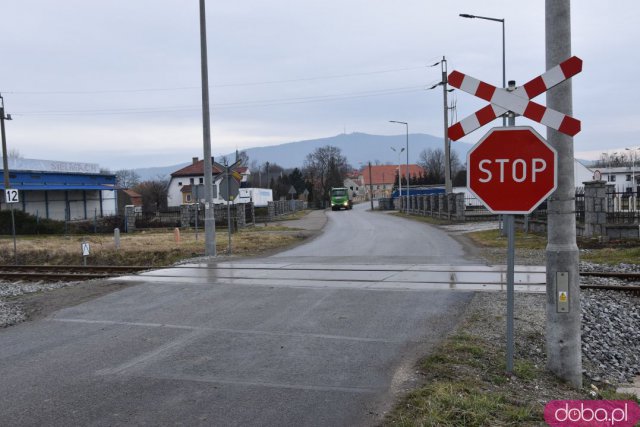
[{"x1": 360, "y1": 164, "x2": 424, "y2": 198}]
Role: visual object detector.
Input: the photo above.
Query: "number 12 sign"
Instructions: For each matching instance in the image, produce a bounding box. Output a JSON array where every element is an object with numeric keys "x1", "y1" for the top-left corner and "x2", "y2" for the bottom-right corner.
[{"x1": 4, "y1": 189, "x2": 19, "y2": 204}]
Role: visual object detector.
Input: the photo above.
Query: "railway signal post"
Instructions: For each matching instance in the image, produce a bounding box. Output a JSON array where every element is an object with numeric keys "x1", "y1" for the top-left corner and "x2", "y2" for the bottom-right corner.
[
  {"x1": 449, "y1": 2, "x2": 582, "y2": 385},
  {"x1": 545, "y1": 0, "x2": 582, "y2": 388}
]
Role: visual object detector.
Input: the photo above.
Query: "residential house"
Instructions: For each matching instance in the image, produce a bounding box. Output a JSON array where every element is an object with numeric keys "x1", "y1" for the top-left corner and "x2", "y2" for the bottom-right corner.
[
  {"x1": 360, "y1": 164, "x2": 424, "y2": 199},
  {"x1": 343, "y1": 171, "x2": 365, "y2": 200},
  {"x1": 167, "y1": 157, "x2": 250, "y2": 207}
]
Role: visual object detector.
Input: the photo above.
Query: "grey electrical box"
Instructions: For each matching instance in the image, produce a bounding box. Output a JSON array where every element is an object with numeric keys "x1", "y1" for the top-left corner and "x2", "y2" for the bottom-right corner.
[{"x1": 556, "y1": 271, "x2": 569, "y2": 313}]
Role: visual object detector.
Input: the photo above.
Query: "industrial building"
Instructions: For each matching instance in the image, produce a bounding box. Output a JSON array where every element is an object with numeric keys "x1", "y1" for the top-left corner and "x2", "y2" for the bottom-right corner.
[{"x1": 0, "y1": 158, "x2": 117, "y2": 221}]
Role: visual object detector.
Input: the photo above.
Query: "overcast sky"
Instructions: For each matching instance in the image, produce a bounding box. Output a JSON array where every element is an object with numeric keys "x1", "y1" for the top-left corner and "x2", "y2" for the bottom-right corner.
[{"x1": 1, "y1": 1, "x2": 638, "y2": 170}]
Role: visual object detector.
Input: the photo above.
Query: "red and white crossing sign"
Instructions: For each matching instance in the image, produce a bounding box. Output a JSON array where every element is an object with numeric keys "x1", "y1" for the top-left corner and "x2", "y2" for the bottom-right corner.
[
  {"x1": 448, "y1": 56, "x2": 582, "y2": 141},
  {"x1": 467, "y1": 126, "x2": 557, "y2": 214}
]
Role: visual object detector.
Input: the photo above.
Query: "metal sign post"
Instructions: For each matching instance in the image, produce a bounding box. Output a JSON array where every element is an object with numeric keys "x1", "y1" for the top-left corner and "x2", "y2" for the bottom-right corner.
[
  {"x1": 451, "y1": 52, "x2": 581, "y2": 381},
  {"x1": 81, "y1": 240, "x2": 90, "y2": 266},
  {"x1": 4, "y1": 189, "x2": 18, "y2": 264},
  {"x1": 214, "y1": 160, "x2": 241, "y2": 255}
]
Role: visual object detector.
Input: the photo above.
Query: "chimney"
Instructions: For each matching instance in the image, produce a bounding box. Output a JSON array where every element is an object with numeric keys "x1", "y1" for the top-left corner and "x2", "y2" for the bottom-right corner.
[{"x1": 192, "y1": 157, "x2": 198, "y2": 165}]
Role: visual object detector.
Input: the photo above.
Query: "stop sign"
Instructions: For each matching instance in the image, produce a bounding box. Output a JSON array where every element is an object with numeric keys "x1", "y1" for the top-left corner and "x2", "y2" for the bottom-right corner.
[{"x1": 467, "y1": 126, "x2": 557, "y2": 214}]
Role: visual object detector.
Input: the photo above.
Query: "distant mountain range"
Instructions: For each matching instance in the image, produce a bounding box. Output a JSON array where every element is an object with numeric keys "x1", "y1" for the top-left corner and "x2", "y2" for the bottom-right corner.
[{"x1": 135, "y1": 132, "x2": 474, "y2": 181}]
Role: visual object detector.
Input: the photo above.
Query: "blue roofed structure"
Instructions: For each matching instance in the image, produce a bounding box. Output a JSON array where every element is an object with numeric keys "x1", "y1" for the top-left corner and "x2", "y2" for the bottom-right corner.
[{"x1": 1, "y1": 158, "x2": 117, "y2": 221}]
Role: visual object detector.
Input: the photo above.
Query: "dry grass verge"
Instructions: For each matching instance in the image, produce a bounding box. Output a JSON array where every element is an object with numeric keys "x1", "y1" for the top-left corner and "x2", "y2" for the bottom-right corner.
[{"x1": 0, "y1": 226, "x2": 305, "y2": 266}]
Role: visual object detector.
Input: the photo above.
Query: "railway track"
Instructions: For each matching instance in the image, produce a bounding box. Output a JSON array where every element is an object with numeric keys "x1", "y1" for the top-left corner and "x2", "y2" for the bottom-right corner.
[
  {"x1": 0, "y1": 265, "x2": 150, "y2": 281},
  {"x1": 0, "y1": 266, "x2": 638, "y2": 294}
]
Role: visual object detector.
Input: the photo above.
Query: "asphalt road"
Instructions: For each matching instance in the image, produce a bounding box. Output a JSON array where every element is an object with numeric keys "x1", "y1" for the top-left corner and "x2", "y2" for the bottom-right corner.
[
  {"x1": 273, "y1": 203, "x2": 478, "y2": 264},
  {"x1": 0, "y1": 204, "x2": 478, "y2": 426}
]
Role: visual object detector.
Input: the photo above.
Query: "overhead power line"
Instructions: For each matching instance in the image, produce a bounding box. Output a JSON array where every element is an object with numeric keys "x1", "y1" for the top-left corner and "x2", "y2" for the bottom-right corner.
[
  {"x1": 13, "y1": 85, "x2": 427, "y2": 117},
  {"x1": 2, "y1": 65, "x2": 429, "y2": 95}
]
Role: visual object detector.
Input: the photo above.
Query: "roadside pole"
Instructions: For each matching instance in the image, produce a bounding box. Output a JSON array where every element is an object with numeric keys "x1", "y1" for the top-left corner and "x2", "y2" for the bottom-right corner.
[
  {"x1": 226, "y1": 167, "x2": 232, "y2": 254},
  {"x1": 368, "y1": 161, "x2": 374, "y2": 210},
  {"x1": 199, "y1": 0, "x2": 216, "y2": 256},
  {"x1": 545, "y1": 0, "x2": 582, "y2": 388},
  {"x1": 505, "y1": 86, "x2": 516, "y2": 374},
  {"x1": 1, "y1": 96, "x2": 17, "y2": 264},
  {"x1": 442, "y1": 57, "x2": 452, "y2": 194}
]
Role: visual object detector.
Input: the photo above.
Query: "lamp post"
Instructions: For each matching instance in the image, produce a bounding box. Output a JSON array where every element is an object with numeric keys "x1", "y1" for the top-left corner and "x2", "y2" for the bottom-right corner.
[
  {"x1": 390, "y1": 121, "x2": 409, "y2": 211},
  {"x1": 459, "y1": 13, "x2": 506, "y2": 127},
  {"x1": 391, "y1": 146, "x2": 405, "y2": 211}
]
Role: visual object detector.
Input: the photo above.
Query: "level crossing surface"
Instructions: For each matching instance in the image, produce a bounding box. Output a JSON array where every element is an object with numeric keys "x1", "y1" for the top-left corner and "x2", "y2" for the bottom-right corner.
[{"x1": 0, "y1": 204, "x2": 543, "y2": 426}]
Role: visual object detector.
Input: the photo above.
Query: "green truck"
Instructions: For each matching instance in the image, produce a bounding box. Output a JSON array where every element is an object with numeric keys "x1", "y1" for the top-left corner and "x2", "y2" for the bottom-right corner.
[{"x1": 330, "y1": 187, "x2": 352, "y2": 211}]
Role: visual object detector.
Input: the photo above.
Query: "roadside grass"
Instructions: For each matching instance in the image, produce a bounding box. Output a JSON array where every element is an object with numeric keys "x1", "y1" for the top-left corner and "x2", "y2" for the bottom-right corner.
[
  {"x1": 384, "y1": 332, "x2": 541, "y2": 426},
  {"x1": 580, "y1": 246, "x2": 640, "y2": 265},
  {"x1": 466, "y1": 228, "x2": 640, "y2": 265},
  {"x1": 465, "y1": 229, "x2": 548, "y2": 250},
  {"x1": 0, "y1": 226, "x2": 304, "y2": 266},
  {"x1": 383, "y1": 296, "x2": 639, "y2": 427}
]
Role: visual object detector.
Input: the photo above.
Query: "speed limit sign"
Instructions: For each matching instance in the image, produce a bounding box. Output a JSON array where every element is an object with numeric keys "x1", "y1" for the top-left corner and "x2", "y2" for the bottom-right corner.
[{"x1": 4, "y1": 189, "x2": 19, "y2": 204}]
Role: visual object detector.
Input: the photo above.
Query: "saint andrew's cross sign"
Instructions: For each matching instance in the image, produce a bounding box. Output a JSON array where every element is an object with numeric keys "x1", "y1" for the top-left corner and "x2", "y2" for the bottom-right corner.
[
  {"x1": 448, "y1": 56, "x2": 582, "y2": 141},
  {"x1": 449, "y1": 56, "x2": 582, "y2": 214}
]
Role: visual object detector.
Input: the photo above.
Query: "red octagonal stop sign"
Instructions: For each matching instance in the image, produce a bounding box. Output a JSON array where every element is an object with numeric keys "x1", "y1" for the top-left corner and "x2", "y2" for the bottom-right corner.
[{"x1": 467, "y1": 126, "x2": 557, "y2": 214}]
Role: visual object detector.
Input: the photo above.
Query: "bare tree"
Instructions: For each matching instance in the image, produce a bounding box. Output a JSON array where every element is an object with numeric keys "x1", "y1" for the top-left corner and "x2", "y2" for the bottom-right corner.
[
  {"x1": 8, "y1": 148, "x2": 23, "y2": 160},
  {"x1": 134, "y1": 179, "x2": 169, "y2": 213},
  {"x1": 596, "y1": 152, "x2": 630, "y2": 168},
  {"x1": 418, "y1": 148, "x2": 462, "y2": 184},
  {"x1": 115, "y1": 169, "x2": 141, "y2": 188},
  {"x1": 303, "y1": 145, "x2": 350, "y2": 204},
  {"x1": 236, "y1": 150, "x2": 250, "y2": 166}
]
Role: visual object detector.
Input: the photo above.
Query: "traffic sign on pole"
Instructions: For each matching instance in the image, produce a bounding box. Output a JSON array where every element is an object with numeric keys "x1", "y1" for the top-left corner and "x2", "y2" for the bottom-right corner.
[
  {"x1": 5, "y1": 188, "x2": 19, "y2": 204},
  {"x1": 219, "y1": 176, "x2": 240, "y2": 201},
  {"x1": 467, "y1": 126, "x2": 557, "y2": 214},
  {"x1": 448, "y1": 56, "x2": 582, "y2": 141}
]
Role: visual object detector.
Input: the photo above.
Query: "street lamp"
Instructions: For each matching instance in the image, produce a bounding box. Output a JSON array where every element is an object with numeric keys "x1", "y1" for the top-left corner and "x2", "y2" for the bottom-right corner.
[
  {"x1": 459, "y1": 13, "x2": 506, "y2": 126},
  {"x1": 391, "y1": 146, "x2": 405, "y2": 211},
  {"x1": 390, "y1": 121, "x2": 409, "y2": 211}
]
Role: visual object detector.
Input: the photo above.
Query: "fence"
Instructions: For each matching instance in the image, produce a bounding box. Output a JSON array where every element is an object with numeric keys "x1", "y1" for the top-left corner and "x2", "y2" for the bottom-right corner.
[{"x1": 390, "y1": 183, "x2": 640, "y2": 240}]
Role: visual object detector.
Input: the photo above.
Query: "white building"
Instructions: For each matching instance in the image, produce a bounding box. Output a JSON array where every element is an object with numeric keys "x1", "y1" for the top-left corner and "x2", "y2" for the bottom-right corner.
[
  {"x1": 591, "y1": 166, "x2": 638, "y2": 194},
  {"x1": 167, "y1": 157, "x2": 250, "y2": 207}
]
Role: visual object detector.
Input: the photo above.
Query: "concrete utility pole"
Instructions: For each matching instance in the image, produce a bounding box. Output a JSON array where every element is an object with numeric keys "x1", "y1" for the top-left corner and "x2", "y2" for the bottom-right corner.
[
  {"x1": 1, "y1": 98, "x2": 10, "y2": 190},
  {"x1": 441, "y1": 57, "x2": 453, "y2": 194},
  {"x1": 199, "y1": 0, "x2": 216, "y2": 256},
  {"x1": 545, "y1": 0, "x2": 582, "y2": 388},
  {"x1": 1, "y1": 93, "x2": 17, "y2": 264}
]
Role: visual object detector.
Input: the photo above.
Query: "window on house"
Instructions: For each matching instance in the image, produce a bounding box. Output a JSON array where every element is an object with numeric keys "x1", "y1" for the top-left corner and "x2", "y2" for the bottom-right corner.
[
  {"x1": 178, "y1": 182, "x2": 182, "y2": 186},
  {"x1": 626, "y1": 174, "x2": 631, "y2": 182},
  {"x1": 186, "y1": 194, "x2": 192, "y2": 202},
  {"x1": 190, "y1": 178, "x2": 195, "y2": 185},
  {"x1": 609, "y1": 175, "x2": 616, "y2": 182},
  {"x1": 199, "y1": 177, "x2": 204, "y2": 184}
]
